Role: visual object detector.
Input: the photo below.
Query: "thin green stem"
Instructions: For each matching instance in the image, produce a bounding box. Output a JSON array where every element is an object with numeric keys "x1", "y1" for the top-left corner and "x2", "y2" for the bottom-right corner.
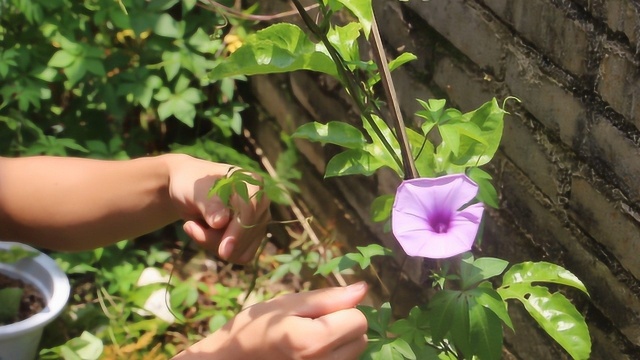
[{"x1": 291, "y1": 0, "x2": 404, "y2": 173}]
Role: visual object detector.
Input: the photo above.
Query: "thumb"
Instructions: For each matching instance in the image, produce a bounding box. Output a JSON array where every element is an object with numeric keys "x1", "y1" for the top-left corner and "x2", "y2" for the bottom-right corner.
[
  {"x1": 204, "y1": 207, "x2": 231, "y2": 229},
  {"x1": 277, "y1": 282, "x2": 368, "y2": 319}
]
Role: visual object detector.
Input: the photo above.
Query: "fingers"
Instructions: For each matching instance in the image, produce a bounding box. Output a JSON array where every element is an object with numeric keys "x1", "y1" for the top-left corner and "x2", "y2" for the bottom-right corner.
[
  {"x1": 205, "y1": 207, "x2": 230, "y2": 229},
  {"x1": 282, "y1": 302, "x2": 368, "y2": 360},
  {"x1": 310, "y1": 308, "x2": 368, "y2": 351},
  {"x1": 219, "y1": 193, "x2": 271, "y2": 263},
  {"x1": 267, "y1": 282, "x2": 368, "y2": 318},
  {"x1": 324, "y1": 334, "x2": 368, "y2": 360},
  {"x1": 183, "y1": 220, "x2": 225, "y2": 253}
]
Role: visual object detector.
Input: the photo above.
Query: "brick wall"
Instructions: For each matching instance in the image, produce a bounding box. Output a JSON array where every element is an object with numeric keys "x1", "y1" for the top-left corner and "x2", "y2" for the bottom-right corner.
[{"x1": 245, "y1": 0, "x2": 640, "y2": 358}]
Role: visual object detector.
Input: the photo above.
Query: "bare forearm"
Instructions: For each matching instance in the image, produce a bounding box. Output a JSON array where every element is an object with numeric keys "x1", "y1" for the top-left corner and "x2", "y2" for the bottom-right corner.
[{"x1": 0, "y1": 155, "x2": 180, "y2": 251}]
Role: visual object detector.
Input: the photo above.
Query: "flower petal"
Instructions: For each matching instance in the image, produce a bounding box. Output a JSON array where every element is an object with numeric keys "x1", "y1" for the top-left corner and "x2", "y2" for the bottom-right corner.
[
  {"x1": 394, "y1": 174, "x2": 479, "y2": 218},
  {"x1": 391, "y1": 174, "x2": 484, "y2": 259}
]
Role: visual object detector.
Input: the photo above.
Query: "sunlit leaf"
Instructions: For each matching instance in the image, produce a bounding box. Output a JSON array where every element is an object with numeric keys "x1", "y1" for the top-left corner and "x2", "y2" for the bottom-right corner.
[
  {"x1": 501, "y1": 261, "x2": 588, "y2": 295},
  {"x1": 499, "y1": 283, "x2": 591, "y2": 360},
  {"x1": 325, "y1": 148, "x2": 386, "y2": 177},
  {"x1": 406, "y1": 128, "x2": 436, "y2": 178},
  {"x1": 325, "y1": 0, "x2": 373, "y2": 36},
  {"x1": 209, "y1": 24, "x2": 337, "y2": 80},
  {"x1": 370, "y1": 194, "x2": 394, "y2": 222},
  {"x1": 293, "y1": 121, "x2": 367, "y2": 149},
  {"x1": 449, "y1": 98, "x2": 505, "y2": 167},
  {"x1": 362, "y1": 114, "x2": 402, "y2": 176},
  {"x1": 459, "y1": 254, "x2": 509, "y2": 289}
]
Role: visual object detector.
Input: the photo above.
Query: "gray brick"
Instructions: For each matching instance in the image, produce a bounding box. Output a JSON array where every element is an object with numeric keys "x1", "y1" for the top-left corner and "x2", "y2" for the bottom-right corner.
[
  {"x1": 569, "y1": 176, "x2": 640, "y2": 278},
  {"x1": 500, "y1": 112, "x2": 563, "y2": 200},
  {"x1": 403, "y1": 0, "x2": 507, "y2": 76},
  {"x1": 504, "y1": 48, "x2": 588, "y2": 148},
  {"x1": 485, "y1": 0, "x2": 592, "y2": 76},
  {"x1": 431, "y1": 56, "x2": 499, "y2": 111},
  {"x1": 597, "y1": 45, "x2": 640, "y2": 129},
  {"x1": 603, "y1": 0, "x2": 640, "y2": 49},
  {"x1": 589, "y1": 116, "x2": 640, "y2": 202},
  {"x1": 578, "y1": 0, "x2": 640, "y2": 51}
]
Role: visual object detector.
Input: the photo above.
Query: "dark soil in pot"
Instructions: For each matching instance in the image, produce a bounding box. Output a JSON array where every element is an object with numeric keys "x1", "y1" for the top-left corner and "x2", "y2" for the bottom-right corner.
[{"x1": 0, "y1": 272, "x2": 46, "y2": 325}]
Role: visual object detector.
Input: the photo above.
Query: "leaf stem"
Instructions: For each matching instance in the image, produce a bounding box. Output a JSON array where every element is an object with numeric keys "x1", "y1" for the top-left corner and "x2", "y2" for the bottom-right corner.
[
  {"x1": 291, "y1": 0, "x2": 404, "y2": 174},
  {"x1": 369, "y1": 15, "x2": 418, "y2": 179}
]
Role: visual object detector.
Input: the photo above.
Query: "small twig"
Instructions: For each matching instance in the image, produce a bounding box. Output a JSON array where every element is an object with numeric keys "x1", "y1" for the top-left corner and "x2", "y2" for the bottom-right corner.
[
  {"x1": 243, "y1": 234, "x2": 271, "y2": 303},
  {"x1": 199, "y1": 0, "x2": 319, "y2": 22},
  {"x1": 243, "y1": 128, "x2": 347, "y2": 287},
  {"x1": 291, "y1": 0, "x2": 405, "y2": 172},
  {"x1": 370, "y1": 15, "x2": 418, "y2": 180}
]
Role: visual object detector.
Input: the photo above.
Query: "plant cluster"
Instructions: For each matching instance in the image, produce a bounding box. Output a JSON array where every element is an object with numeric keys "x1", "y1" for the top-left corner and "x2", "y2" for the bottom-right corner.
[
  {"x1": 0, "y1": 0, "x2": 250, "y2": 162},
  {"x1": 207, "y1": 0, "x2": 592, "y2": 359},
  {"x1": 0, "y1": 0, "x2": 292, "y2": 357}
]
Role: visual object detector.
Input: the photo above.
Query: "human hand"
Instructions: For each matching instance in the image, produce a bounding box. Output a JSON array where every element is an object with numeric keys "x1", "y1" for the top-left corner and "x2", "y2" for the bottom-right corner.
[
  {"x1": 163, "y1": 154, "x2": 270, "y2": 263},
  {"x1": 173, "y1": 282, "x2": 369, "y2": 360}
]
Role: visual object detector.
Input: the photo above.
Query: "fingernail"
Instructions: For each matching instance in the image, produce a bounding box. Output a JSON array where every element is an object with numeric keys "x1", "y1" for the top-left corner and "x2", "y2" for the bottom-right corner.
[
  {"x1": 347, "y1": 281, "x2": 367, "y2": 292},
  {"x1": 210, "y1": 209, "x2": 229, "y2": 227},
  {"x1": 220, "y1": 236, "x2": 235, "y2": 258}
]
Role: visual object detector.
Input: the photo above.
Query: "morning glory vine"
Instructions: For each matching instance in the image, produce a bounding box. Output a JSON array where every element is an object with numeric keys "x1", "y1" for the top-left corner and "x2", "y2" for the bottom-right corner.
[{"x1": 205, "y1": 0, "x2": 592, "y2": 359}]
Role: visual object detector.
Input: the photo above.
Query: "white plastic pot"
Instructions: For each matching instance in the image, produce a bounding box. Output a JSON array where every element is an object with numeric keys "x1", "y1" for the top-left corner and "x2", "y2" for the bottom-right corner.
[{"x1": 0, "y1": 241, "x2": 70, "y2": 360}]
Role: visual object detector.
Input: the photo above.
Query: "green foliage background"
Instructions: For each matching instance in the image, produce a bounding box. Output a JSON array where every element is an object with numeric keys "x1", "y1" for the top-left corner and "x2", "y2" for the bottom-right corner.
[{"x1": 0, "y1": 0, "x2": 253, "y2": 166}]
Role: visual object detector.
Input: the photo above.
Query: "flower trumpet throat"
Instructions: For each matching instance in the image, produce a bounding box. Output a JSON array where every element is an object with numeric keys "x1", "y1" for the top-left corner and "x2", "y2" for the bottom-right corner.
[{"x1": 391, "y1": 174, "x2": 485, "y2": 259}]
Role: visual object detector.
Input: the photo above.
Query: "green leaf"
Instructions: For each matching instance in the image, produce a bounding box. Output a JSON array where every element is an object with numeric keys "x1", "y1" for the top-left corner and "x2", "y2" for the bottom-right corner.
[
  {"x1": 459, "y1": 254, "x2": 509, "y2": 290},
  {"x1": 468, "y1": 283, "x2": 513, "y2": 330},
  {"x1": 315, "y1": 254, "x2": 359, "y2": 276},
  {"x1": 63, "y1": 59, "x2": 87, "y2": 86},
  {"x1": 428, "y1": 290, "x2": 460, "y2": 344},
  {"x1": 292, "y1": 121, "x2": 367, "y2": 149},
  {"x1": 368, "y1": 52, "x2": 417, "y2": 87},
  {"x1": 448, "y1": 294, "x2": 471, "y2": 358},
  {"x1": 209, "y1": 23, "x2": 337, "y2": 80},
  {"x1": 388, "y1": 306, "x2": 431, "y2": 346},
  {"x1": 325, "y1": 148, "x2": 386, "y2": 177},
  {"x1": 389, "y1": 337, "x2": 416, "y2": 360},
  {"x1": 326, "y1": 22, "x2": 362, "y2": 63},
  {"x1": 406, "y1": 127, "x2": 436, "y2": 178},
  {"x1": 0, "y1": 48, "x2": 18, "y2": 78},
  {"x1": 498, "y1": 283, "x2": 591, "y2": 360},
  {"x1": 467, "y1": 167, "x2": 499, "y2": 208},
  {"x1": 468, "y1": 297, "x2": 503, "y2": 360},
  {"x1": 0, "y1": 246, "x2": 38, "y2": 263},
  {"x1": 162, "y1": 51, "x2": 181, "y2": 80},
  {"x1": 362, "y1": 114, "x2": 403, "y2": 175},
  {"x1": 357, "y1": 244, "x2": 392, "y2": 259},
  {"x1": 48, "y1": 50, "x2": 76, "y2": 68},
  {"x1": 154, "y1": 14, "x2": 183, "y2": 38},
  {"x1": 370, "y1": 194, "x2": 394, "y2": 223},
  {"x1": 42, "y1": 331, "x2": 104, "y2": 360},
  {"x1": 0, "y1": 288, "x2": 23, "y2": 323},
  {"x1": 359, "y1": 303, "x2": 392, "y2": 337},
  {"x1": 449, "y1": 98, "x2": 506, "y2": 168},
  {"x1": 416, "y1": 99, "x2": 447, "y2": 126},
  {"x1": 501, "y1": 261, "x2": 589, "y2": 295},
  {"x1": 326, "y1": 0, "x2": 373, "y2": 36},
  {"x1": 388, "y1": 52, "x2": 417, "y2": 72}
]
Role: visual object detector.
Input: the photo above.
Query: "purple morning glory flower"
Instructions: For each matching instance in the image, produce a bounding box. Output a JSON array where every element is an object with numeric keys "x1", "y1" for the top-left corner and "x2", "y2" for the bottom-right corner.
[{"x1": 391, "y1": 174, "x2": 485, "y2": 259}]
